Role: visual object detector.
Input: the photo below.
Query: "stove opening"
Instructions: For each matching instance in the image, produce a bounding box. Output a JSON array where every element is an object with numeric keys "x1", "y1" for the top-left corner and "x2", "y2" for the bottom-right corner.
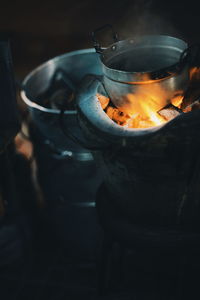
[{"x1": 98, "y1": 67, "x2": 200, "y2": 129}]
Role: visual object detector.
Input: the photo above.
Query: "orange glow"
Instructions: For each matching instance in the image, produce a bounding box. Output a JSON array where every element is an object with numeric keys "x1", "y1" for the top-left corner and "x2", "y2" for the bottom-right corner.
[
  {"x1": 190, "y1": 67, "x2": 200, "y2": 80},
  {"x1": 103, "y1": 67, "x2": 200, "y2": 128},
  {"x1": 140, "y1": 102, "x2": 165, "y2": 126},
  {"x1": 124, "y1": 101, "x2": 166, "y2": 129},
  {"x1": 122, "y1": 83, "x2": 169, "y2": 128},
  {"x1": 15, "y1": 133, "x2": 33, "y2": 160}
]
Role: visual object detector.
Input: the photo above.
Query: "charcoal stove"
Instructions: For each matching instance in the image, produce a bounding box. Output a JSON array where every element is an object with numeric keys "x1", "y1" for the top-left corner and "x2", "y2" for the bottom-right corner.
[
  {"x1": 77, "y1": 73, "x2": 200, "y2": 228},
  {"x1": 75, "y1": 29, "x2": 200, "y2": 227},
  {"x1": 76, "y1": 31, "x2": 200, "y2": 295}
]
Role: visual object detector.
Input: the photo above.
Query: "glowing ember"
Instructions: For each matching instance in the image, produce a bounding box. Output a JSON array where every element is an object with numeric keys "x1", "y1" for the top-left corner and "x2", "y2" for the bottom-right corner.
[
  {"x1": 139, "y1": 101, "x2": 166, "y2": 126},
  {"x1": 101, "y1": 93, "x2": 179, "y2": 129},
  {"x1": 111, "y1": 78, "x2": 183, "y2": 128},
  {"x1": 123, "y1": 103, "x2": 165, "y2": 128}
]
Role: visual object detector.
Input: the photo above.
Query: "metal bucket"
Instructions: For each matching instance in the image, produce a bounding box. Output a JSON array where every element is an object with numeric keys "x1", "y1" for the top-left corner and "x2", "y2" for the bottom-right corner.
[
  {"x1": 21, "y1": 48, "x2": 102, "y2": 160},
  {"x1": 20, "y1": 49, "x2": 104, "y2": 254}
]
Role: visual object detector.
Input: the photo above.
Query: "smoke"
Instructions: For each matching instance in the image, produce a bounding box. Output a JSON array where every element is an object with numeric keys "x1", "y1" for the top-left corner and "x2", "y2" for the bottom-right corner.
[
  {"x1": 116, "y1": 0, "x2": 182, "y2": 40},
  {"x1": 94, "y1": 0, "x2": 185, "y2": 52}
]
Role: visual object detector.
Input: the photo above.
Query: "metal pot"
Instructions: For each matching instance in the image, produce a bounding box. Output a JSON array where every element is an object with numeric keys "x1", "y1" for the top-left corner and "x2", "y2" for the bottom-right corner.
[
  {"x1": 20, "y1": 49, "x2": 102, "y2": 160},
  {"x1": 92, "y1": 25, "x2": 190, "y2": 114}
]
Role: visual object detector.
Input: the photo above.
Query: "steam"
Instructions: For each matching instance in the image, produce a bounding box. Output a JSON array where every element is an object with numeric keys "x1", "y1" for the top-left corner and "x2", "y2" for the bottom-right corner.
[{"x1": 116, "y1": 0, "x2": 182, "y2": 40}]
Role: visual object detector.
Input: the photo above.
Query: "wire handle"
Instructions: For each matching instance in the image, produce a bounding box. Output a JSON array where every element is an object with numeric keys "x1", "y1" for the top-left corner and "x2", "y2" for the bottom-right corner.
[
  {"x1": 179, "y1": 44, "x2": 200, "y2": 69},
  {"x1": 91, "y1": 24, "x2": 119, "y2": 54}
]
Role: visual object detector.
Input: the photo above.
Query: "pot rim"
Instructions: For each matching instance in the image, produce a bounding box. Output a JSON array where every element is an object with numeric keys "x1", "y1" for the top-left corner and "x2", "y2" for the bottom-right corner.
[
  {"x1": 100, "y1": 35, "x2": 188, "y2": 82},
  {"x1": 20, "y1": 48, "x2": 96, "y2": 115}
]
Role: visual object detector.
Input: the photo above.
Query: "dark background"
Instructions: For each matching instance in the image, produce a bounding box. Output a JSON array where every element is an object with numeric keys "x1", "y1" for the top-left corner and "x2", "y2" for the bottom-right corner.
[
  {"x1": 0, "y1": 1, "x2": 200, "y2": 299},
  {"x1": 1, "y1": 0, "x2": 200, "y2": 80}
]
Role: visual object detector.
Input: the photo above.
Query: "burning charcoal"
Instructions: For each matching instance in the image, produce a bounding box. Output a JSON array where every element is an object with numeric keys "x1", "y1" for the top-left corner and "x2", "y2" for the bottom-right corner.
[
  {"x1": 138, "y1": 119, "x2": 155, "y2": 128},
  {"x1": 170, "y1": 93, "x2": 184, "y2": 108},
  {"x1": 126, "y1": 114, "x2": 140, "y2": 128},
  {"x1": 106, "y1": 106, "x2": 129, "y2": 125},
  {"x1": 106, "y1": 106, "x2": 115, "y2": 119},
  {"x1": 158, "y1": 104, "x2": 181, "y2": 121},
  {"x1": 49, "y1": 88, "x2": 75, "y2": 110},
  {"x1": 126, "y1": 114, "x2": 159, "y2": 128},
  {"x1": 183, "y1": 99, "x2": 200, "y2": 112},
  {"x1": 181, "y1": 85, "x2": 200, "y2": 110},
  {"x1": 96, "y1": 93, "x2": 110, "y2": 110}
]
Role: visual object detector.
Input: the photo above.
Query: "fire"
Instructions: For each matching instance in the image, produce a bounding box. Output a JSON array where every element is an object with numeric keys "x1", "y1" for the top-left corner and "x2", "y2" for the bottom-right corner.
[
  {"x1": 122, "y1": 85, "x2": 171, "y2": 128},
  {"x1": 99, "y1": 88, "x2": 183, "y2": 129},
  {"x1": 97, "y1": 67, "x2": 200, "y2": 129},
  {"x1": 124, "y1": 101, "x2": 166, "y2": 129},
  {"x1": 140, "y1": 102, "x2": 165, "y2": 126}
]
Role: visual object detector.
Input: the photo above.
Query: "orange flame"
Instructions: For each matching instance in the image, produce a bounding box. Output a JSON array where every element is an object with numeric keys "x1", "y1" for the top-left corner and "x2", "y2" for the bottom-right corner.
[
  {"x1": 103, "y1": 71, "x2": 189, "y2": 128},
  {"x1": 140, "y1": 101, "x2": 165, "y2": 126},
  {"x1": 121, "y1": 71, "x2": 186, "y2": 128},
  {"x1": 103, "y1": 67, "x2": 200, "y2": 129},
  {"x1": 123, "y1": 85, "x2": 168, "y2": 128},
  {"x1": 124, "y1": 101, "x2": 165, "y2": 129}
]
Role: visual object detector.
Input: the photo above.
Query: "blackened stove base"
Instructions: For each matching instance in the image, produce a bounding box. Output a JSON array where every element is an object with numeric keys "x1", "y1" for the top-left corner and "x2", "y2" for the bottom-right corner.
[
  {"x1": 96, "y1": 184, "x2": 200, "y2": 296},
  {"x1": 96, "y1": 184, "x2": 200, "y2": 250}
]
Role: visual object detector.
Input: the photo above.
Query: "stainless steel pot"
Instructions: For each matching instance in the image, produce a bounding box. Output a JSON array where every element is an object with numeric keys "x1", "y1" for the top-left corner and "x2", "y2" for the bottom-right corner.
[
  {"x1": 92, "y1": 26, "x2": 190, "y2": 114},
  {"x1": 20, "y1": 49, "x2": 102, "y2": 159}
]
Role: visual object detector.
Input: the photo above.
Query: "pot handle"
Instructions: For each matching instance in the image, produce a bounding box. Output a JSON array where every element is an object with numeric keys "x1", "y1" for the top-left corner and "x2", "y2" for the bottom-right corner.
[
  {"x1": 91, "y1": 24, "x2": 119, "y2": 54},
  {"x1": 179, "y1": 44, "x2": 200, "y2": 68}
]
